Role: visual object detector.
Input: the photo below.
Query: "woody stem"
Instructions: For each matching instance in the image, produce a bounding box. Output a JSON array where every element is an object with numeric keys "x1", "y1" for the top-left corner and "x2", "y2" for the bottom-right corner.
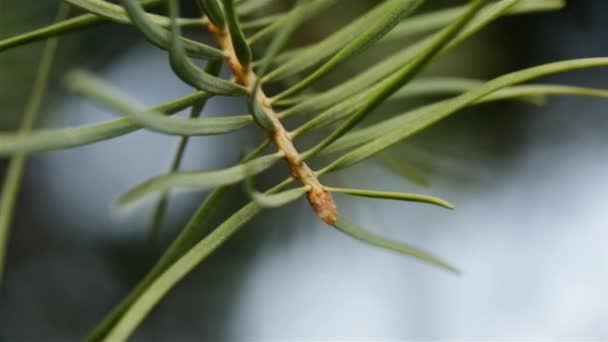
[{"x1": 207, "y1": 22, "x2": 337, "y2": 225}]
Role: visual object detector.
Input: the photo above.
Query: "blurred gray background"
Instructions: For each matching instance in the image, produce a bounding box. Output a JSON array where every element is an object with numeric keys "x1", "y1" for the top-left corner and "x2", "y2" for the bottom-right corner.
[{"x1": 1, "y1": 0, "x2": 607, "y2": 340}]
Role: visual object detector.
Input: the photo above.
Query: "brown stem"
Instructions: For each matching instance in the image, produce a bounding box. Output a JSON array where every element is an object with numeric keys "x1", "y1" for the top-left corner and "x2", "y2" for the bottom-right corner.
[{"x1": 207, "y1": 23, "x2": 337, "y2": 225}]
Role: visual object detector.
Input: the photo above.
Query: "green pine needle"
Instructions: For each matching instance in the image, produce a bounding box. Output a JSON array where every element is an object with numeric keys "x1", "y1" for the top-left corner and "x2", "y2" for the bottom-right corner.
[
  {"x1": 0, "y1": 2, "x2": 71, "y2": 286},
  {"x1": 327, "y1": 187, "x2": 454, "y2": 209},
  {"x1": 333, "y1": 216, "x2": 459, "y2": 273}
]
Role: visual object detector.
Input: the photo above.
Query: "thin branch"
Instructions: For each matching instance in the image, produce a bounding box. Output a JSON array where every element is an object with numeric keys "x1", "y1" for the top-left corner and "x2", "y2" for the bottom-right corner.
[{"x1": 206, "y1": 14, "x2": 337, "y2": 224}]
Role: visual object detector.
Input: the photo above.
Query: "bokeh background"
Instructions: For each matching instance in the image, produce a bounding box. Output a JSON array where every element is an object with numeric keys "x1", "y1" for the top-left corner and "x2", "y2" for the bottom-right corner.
[{"x1": 1, "y1": 0, "x2": 607, "y2": 340}]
